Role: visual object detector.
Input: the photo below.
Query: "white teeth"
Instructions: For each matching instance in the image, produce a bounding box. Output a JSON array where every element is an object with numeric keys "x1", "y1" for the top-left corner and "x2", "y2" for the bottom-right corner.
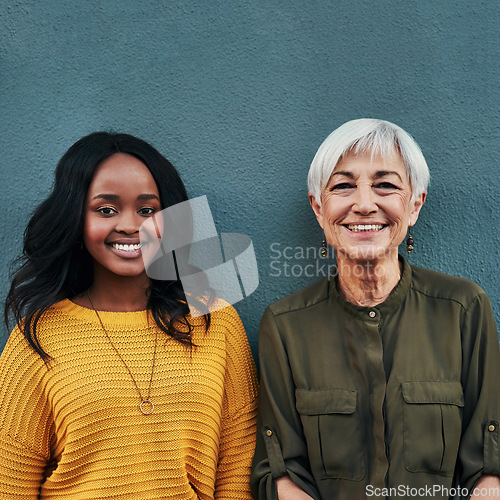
[
  {"x1": 112, "y1": 243, "x2": 142, "y2": 252},
  {"x1": 347, "y1": 224, "x2": 384, "y2": 232}
]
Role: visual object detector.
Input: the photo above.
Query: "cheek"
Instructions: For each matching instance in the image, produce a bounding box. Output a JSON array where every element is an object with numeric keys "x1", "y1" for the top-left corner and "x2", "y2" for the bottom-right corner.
[
  {"x1": 321, "y1": 198, "x2": 343, "y2": 223},
  {"x1": 390, "y1": 195, "x2": 413, "y2": 222},
  {"x1": 83, "y1": 217, "x2": 108, "y2": 245}
]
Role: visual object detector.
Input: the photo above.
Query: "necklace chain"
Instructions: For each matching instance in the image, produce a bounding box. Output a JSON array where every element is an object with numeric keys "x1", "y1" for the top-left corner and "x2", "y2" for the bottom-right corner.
[{"x1": 87, "y1": 291, "x2": 157, "y2": 415}]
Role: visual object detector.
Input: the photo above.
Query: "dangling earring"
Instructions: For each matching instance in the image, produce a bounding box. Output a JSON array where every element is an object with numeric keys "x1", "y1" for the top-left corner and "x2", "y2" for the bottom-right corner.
[
  {"x1": 406, "y1": 228, "x2": 414, "y2": 254},
  {"x1": 320, "y1": 238, "x2": 328, "y2": 258}
]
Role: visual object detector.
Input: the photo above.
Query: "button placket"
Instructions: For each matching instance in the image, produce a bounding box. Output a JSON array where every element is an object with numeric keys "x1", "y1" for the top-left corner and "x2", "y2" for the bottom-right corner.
[{"x1": 362, "y1": 311, "x2": 388, "y2": 481}]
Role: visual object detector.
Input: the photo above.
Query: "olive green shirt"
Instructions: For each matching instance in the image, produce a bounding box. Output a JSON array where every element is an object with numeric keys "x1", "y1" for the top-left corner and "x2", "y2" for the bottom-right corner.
[{"x1": 251, "y1": 258, "x2": 500, "y2": 500}]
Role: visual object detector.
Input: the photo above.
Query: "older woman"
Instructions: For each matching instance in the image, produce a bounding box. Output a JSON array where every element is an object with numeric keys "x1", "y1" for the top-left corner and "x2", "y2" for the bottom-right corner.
[{"x1": 251, "y1": 119, "x2": 500, "y2": 500}]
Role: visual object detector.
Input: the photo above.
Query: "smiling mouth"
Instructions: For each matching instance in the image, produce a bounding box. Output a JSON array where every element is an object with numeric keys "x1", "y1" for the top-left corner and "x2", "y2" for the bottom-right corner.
[
  {"x1": 345, "y1": 224, "x2": 386, "y2": 232},
  {"x1": 111, "y1": 243, "x2": 142, "y2": 252}
]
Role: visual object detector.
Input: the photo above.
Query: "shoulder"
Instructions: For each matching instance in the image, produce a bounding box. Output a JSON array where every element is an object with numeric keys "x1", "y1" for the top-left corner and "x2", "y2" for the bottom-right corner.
[
  {"x1": 206, "y1": 300, "x2": 243, "y2": 327},
  {"x1": 2, "y1": 299, "x2": 74, "y2": 354},
  {"x1": 410, "y1": 265, "x2": 489, "y2": 310},
  {"x1": 2, "y1": 324, "x2": 31, "y2": 357},
  {"x1": 265, "y1": 277, "x2": 331, "y2": 317},
  {"x1": 0, "y1": 325, "x2": 47, "y2": 385},
  {"x1": 188, "y1": 296, "x2": 243, "y2": 329},
  {"x1": 36, "y1": 298, "x2": 91, "y2": 328},
  {"x1": 203, "y1": 302, "x2": 251, "y2": 348}
]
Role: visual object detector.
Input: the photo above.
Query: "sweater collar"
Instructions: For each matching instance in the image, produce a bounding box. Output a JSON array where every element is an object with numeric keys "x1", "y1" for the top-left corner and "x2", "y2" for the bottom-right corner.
[{"x1": 52, "y1": 299, "x2": 153, "y2": 328}]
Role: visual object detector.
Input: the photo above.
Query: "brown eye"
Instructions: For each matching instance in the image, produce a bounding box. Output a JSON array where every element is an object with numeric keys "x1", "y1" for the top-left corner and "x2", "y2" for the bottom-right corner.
[
  {"x1": 138, "y1": 207, "x2": 156, "y2": 216},
  {"x1": 97, "y1": 207, "x2": 117, "y2": 215}
]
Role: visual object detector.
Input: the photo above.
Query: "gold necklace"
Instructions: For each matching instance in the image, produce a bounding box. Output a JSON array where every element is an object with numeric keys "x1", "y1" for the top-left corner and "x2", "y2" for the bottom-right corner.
[{"x1": 87, "y1": 291, "x2": 158, "y2": 415}]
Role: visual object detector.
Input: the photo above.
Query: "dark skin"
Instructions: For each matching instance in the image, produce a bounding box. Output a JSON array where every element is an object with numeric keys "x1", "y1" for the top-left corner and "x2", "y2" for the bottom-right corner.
[{"x1": 72, "y1": 153, "x2": 162, "y2": 312}]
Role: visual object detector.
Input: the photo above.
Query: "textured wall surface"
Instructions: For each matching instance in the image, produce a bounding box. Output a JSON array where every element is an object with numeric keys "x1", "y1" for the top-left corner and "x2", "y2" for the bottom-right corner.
[{"x1": 1, "y1": 1, "x2": 499, "y2": 359}]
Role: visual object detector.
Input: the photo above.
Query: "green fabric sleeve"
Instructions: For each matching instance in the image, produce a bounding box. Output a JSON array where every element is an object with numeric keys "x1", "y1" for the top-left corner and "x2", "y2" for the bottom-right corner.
[
  {"x1": 458, "y1": 293, "x2": 500, "y2": 498},
  {"x1": 250, "y1": 307, "x2": 320, "y2": 499}
]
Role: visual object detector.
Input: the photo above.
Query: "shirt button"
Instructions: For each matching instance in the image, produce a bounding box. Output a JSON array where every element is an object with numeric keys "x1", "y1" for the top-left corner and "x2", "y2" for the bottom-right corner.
[
  {"x1": 488, "y1": 424, "x2": 496, "y2": 432},
  {"x1": 266, "y1": 429, "x2": 273, "y2": 437},
  {"x1": 369, "y1": 311, "x2": 376, "y2": 318}
]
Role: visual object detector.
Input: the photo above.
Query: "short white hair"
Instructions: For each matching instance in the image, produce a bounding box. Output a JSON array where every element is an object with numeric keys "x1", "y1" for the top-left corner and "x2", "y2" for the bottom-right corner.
[{"x1": 308, "y1": 118, "x2": 430, "y2": 204}]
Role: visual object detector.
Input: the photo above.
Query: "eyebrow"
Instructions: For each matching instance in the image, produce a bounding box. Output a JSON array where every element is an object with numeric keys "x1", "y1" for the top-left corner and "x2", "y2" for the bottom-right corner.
[
  {"x1": 374, "y1": 170, "x2": 403, "y2": 181},
  {"x1": 137, "y1": 194, "x2": 160, "y2": 201},
  {"x1": 332, "y1": 170, "x2": 403, "y2": 181},
  {"x1": 92, "y1": 193, "x2": 160, "y2": 201},
  {"x1": 332, "y1": 171, "x2": 355, "y2": 178}
]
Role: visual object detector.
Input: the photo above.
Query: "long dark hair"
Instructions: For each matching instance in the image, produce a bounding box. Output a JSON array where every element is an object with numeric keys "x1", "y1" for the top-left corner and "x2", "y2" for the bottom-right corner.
[{"x1": 5, "y1": 132, "x2": 210, "y2": 360}]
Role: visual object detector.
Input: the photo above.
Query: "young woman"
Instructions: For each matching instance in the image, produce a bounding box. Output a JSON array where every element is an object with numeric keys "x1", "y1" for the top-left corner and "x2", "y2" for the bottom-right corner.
[{"x1": 1, "y1": 132, "x2": 258, "y2": 499}]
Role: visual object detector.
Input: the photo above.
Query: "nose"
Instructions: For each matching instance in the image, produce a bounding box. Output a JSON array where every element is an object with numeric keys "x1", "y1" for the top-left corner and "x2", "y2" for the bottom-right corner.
[
  {"x1": 352, "y1": 184, "x2": 378, "y2": 215},
  {"x1": 115, "y1": 210, "x2": 140, "y2": 234}
]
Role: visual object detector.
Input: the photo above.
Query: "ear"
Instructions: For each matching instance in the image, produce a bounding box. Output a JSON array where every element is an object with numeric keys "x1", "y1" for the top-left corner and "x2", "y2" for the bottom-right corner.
[
  {"x1": 308, "y1": 193, "x2": 325, "y2": 230},
  {"x1": 409, "y1": 191, "x2": 426, "y2": 226}
]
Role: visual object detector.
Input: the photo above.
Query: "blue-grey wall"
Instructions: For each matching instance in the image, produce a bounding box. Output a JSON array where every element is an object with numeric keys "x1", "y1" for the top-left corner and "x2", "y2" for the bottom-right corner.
[{"x1": 1, "y1": 1, "x2": 499, "y2": 358}]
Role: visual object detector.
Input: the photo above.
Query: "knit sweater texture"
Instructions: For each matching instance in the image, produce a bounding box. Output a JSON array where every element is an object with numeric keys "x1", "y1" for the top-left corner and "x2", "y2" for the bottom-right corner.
[{"x1": 0, "y1": 299, "x2": 258, "y2": 499}]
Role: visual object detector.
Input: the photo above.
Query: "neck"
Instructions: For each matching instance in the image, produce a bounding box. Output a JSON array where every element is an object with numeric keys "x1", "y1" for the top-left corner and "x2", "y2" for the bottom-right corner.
[
  {"x1": 336, "y1": 252, "x2": 402, "y2": 307},
  {"x1": 79, "y1": 268, "x2": 151, "y2": 312}
]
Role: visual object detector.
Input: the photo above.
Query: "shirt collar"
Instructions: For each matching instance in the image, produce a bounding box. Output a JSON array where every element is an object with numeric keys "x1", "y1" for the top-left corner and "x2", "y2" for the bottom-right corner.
[{"x1": 329, "y1": 255, "x2": 412, "y2": 319}]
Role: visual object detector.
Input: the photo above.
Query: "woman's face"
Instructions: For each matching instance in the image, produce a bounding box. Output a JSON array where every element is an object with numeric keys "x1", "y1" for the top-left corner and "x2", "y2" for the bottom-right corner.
[
  {"x1": 83, "y1": 153, "x2": 162, "y2": 280},
  {"x1": 310, "y1": 149, "x2": 426, "y2": 264}
]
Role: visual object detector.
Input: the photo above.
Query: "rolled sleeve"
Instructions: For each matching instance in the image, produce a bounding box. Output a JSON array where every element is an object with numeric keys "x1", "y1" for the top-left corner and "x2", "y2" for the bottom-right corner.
[{"x1": 483, "y1": 421, "x2": 500, "y2": 475}]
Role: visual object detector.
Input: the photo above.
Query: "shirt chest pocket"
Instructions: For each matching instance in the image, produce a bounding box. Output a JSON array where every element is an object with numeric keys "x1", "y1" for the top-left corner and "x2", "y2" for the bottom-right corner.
[
  {"x1": 402, "y1": 381, "x2": 464, "y2": 476},
  {"x1": 295, "y1": 388, "x2": 365, "y2": 481}
]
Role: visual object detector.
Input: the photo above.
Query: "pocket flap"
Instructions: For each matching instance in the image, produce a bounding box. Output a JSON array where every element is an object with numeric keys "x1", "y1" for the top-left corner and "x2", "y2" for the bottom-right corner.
[
  {"x1": 295, "y1": 388, "x2": 357, "y2": 415},
  {"x1": 401, "y1": 381, "x2": 464, "y2": 406}
]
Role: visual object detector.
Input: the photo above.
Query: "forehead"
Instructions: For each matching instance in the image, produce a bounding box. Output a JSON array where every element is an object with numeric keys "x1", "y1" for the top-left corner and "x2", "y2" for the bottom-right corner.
[
  {"x1": 87, "y1": 153, "x2": 159, "y2": 195},
  {"x1": 333, "y1": 149, "x2": 408, "y2": 177}
]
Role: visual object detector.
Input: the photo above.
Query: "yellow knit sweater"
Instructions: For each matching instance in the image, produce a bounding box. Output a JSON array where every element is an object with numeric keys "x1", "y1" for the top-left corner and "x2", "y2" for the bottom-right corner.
[{"x1": 0, "y1": 300, "x2": 258, "y2": 499}]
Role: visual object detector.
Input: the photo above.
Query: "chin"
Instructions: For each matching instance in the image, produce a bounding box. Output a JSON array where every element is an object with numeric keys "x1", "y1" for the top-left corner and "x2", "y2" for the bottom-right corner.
[
  {"x1": 339, "y1": 245, "x2": 396, "y2": 263},
  {"x1": 103, "y1": 265, "x2": 148, "y2": 279},
  {"x1": 118, "y1": 269, "x2": 147, "y2": 278}
]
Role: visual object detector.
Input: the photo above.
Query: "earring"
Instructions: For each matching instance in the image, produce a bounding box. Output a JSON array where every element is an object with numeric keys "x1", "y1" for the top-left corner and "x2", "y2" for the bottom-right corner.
[
  {"x1": 406, "y1": 229, "x2": 414, "y2": 254},
  {"x1": 320, "y1": 238, "x2": 328, "y2": 258}
]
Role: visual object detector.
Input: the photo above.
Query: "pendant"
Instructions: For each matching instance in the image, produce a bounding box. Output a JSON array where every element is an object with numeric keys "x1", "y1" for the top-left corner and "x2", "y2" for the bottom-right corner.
[{"x1": 140, "y1": 399, "x2": 154, "y2": 415}]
